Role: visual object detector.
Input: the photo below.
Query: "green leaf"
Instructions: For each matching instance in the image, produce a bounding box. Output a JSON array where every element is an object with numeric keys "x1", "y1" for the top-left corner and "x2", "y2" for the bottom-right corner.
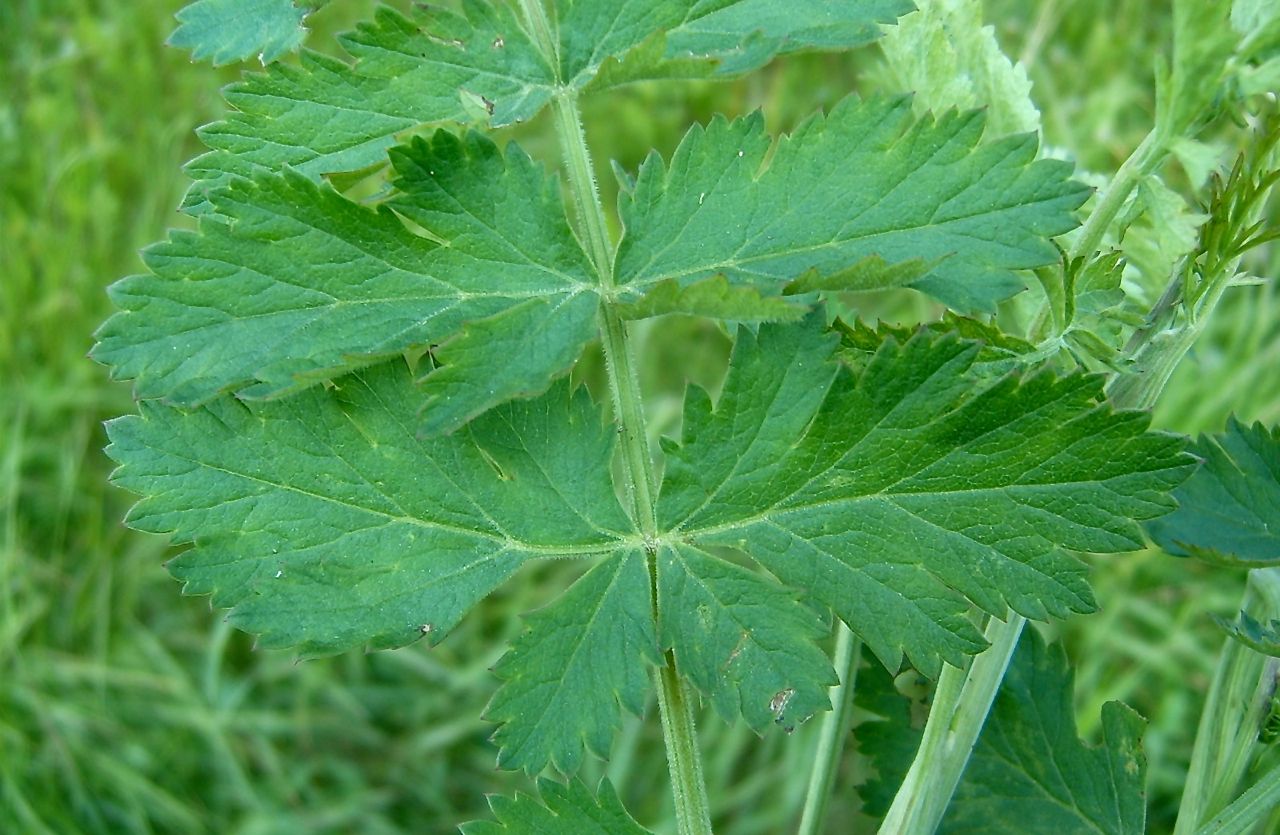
[
  {"x1": 659, "y1": 317, "x2": 1194, "y2": 675},
  {"x1": 105, "y1": 364, "x2": 630, "y2": 655},
  {"x1": 616, "y1": 275, "x2": 807, "y2": 322},
  {"x1": 487, "y1": 550, "x2": 660, "y2": 774},
  {"x1": 181, "y1": 4, "x2": 553, "y2": 210},
  {"x1": 942, "y1": 631, "x2": 1147, "y2": 835},
  {"x1": 616, "y1": 97, "x2": 1089, "y2": 314},
  {"x1": 782, "y1": 255, "x2": 941, "y2": 296},
  {"x1": 94, "y1": 131, "x2": 597, "y2": 428},
  {"x1": 169, "y1": 0, "x2": 315, "y2": 66},
  {"x1": 853, "y1": 660, "x2": 925, "y2": 816},
  {"x1": 1146, "y1": 418, "x2": 1280, "y2": 565},
  {"x1": 184, "y1": 1, "x2": 914, "y2": 210},
  {"x1": 657, "y1": 544, "x2": 835, "y2": 732},
  {"x1": 1213, "y1": 610, "x2": 1280, "y2": 657},
  {"x1": 835, "y1": 316, "x2": 1036, "y2": 379},
  {"x1": 878, "y1": 0, "x2": 1042, "y2": 138},
  {"x1": 462, "y1": 778, "x2": 651, "y2": 834}
]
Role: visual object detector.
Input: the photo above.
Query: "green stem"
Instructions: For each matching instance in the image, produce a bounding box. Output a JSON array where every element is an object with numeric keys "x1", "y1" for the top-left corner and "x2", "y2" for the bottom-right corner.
[
  {"x1": 1196, "y1": 759, "x2": 1280, "y2": 835},
  {"x1": 879, "y1": 615, "x2": 1026, "y2": 835},
  {"x1": 658, "y1": 654, "x2": 715, "y2": 835},
  {"x1": 1175, "y1": 569, "x2": 1280, "y2": 834},
  {"x1": 798, "y1": 623, "x2": 862, "y2": 835},
  {"x1": 1068, "y1": 129, "x2": 1164, "y2": 262},
  {"x1": 520, "y1": 4, "x2": 710, "y2": 830}
]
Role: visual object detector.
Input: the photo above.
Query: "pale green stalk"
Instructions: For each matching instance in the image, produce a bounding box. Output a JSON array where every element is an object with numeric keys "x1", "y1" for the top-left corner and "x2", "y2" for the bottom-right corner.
[
  {"x1": 797, "y1": 623, "x2": 862, "y2": 835},
  {"x1": 878, "y1": 614, "x2": 1025, "y2": 834},
  {"x1": 516, "y1": 3, "x2": 712, "y2": 832},
  {"x1": 1175, "y1": 569, "x2": 1280, "y2": 834},
  {"x1": 1196, "y1": 759, "x2": 1280, "y2": 835}
]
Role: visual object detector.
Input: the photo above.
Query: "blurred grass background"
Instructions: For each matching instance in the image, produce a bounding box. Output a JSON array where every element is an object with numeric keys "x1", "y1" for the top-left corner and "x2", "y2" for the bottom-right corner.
[{"x1": 1, "y1": 1, "x2": 1277, "y2": 833}]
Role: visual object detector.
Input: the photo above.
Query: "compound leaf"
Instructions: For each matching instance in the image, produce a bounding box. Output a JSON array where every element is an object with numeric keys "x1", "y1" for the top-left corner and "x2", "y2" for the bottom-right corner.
[
  {"x1": 106, "y1": 364, "x2": 630, "y2": 656},
  {"x1": 462, "y1": 778, "x2": 651, "y2": 834},
  {"x1": 1146, "y1": 418, "x2": 1280, "y2": 565},
  {"x1": 95, "y1": 131, "x2": 597, "y2": 431},
  {"x1": 185, "y1": 1, "x2": 914, "y2": 209},
  {"x1": 616, "y1": 97, "x2": 1090, "y2": 313},
  {"x1": 169, "y1": 0, "x2": 317, "y2": 66},
  {"x1": 657, "y1": 543, "x2": 835, "y2": 732},
  {"x1": 659, "y1": 316, "x2": 1193, "y2": 675},
  {"x1": 487, "y1": 549, "x2": 660, "y2": 774},
  {"x1": 943, "y1": 631, "x2": 1148, "y2": 835}
]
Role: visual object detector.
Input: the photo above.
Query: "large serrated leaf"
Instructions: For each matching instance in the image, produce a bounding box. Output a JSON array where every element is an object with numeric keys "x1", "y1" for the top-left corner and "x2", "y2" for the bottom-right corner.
[
  {"x1": 660, "y1": 316, "x2": 1194, "y2": 675},
  {"x1": 616, "y1": 97, "x2": 1089, "y2": 313},
  {"x1": 1145, "y1": 417, "x2": 1280, "y2": 565},
  {"x1": 94, "y1": 131, "x2": 597, "y2": 431},
  {"x1": 106, "y1": 365, "x2": 630, "y2": 655}
]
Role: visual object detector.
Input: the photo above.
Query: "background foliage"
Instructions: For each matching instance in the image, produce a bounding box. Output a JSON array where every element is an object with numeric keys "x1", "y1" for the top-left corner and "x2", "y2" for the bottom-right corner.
[{"x1": 1, "y1": 0, "x2": 1277, "y2": 832}]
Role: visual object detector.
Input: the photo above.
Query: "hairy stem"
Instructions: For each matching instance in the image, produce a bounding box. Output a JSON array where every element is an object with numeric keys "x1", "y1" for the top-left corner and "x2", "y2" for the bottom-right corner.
[
  {"x1": 1196, "y1": 758, "x2": 1280, "y2": 835},
  {"x1": 521, "y1": 3, "x2": 710, "y2": 830},
  {"x1": 879, "y1": 614, "x2": 1026, "y2": 834},
  {"x1": 798, "y1": 623, "x2": 862, "y2": 835},
  {"x1": 1068, "y1": 129, "x2": 1163, "y2": 262}
]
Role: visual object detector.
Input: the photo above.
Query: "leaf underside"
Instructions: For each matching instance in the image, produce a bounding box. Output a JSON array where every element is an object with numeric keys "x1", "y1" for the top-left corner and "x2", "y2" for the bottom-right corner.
[{"x1": 1145, "y1": 417, "x2": 1280, "y2": 565}]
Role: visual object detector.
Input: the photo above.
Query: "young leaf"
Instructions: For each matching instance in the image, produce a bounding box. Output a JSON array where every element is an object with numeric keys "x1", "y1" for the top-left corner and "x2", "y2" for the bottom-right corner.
[
  {"x1": 462, "y1": 778, "x2": 651, "y2": 834},
  {"x1": 657, "y1": 544, "x2": 835, "y2": 732},
  {"x1": 105, "y1": 364, "x2": 631, "y2": 655},
  {"x1": 942, "y1": 631, "x2": 1148, "y2": 835},
  {"x1": 169, "y1": 0, "x2": 316, "y2": 67},
  {"x1": 94, "y1": 131, "x2": 597, "y2": 430},
  {"x1": 878, "y1": 0, "x2": 1042, "y2": 138},
  {"x1": 659, "y1": 317, "x2": 1194, "y2": 675},
  {"x1": 616, "y1": 97, "x2": 1089, "y2": 314},
  {"x1": 487, "y1": 550, "x2": 660, "y2": 774},
  {"x1": 1145, "y1": 418, "x2": 1280, "y2": 565}
]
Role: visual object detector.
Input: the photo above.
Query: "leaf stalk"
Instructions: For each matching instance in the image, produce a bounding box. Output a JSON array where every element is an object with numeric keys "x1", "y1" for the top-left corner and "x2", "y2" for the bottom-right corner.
[
  {"x1": 797, "y1": 623, "x2": 862, "y2": 835},
  {"x1": 521, "y1": 3, "x2": 711, "y2": 830}
]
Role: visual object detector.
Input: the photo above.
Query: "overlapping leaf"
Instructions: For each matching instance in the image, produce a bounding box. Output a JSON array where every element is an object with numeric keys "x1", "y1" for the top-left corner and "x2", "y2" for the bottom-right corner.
[
  {"x1": 1146, "y1": 418, "x2": 1280, "y2": 565},
  {"x1": 169, "y1": 0, "x2": 318, "y2": 66},
  {"x1": 616, "y1": 96, "x2": 1090, "y2": 313},
  {"x1": 659, "y1": 317, "x2": 1193, "y2": 675},
  {"x1": 463, "y1": 778, "x2": 651, "y2": 834},
  {"x1": 94, "y1": 131, "x2": 598, "y2": 433},
  {"x1": 859, "y1": 632, "x2": 1148, "y2": 833},
  {"x1": 106, "y1": 365, "x2": 632, "y2": 655},
  {"x1": 184, "y1": 1, "x2": 913, "y2": 209},
  {"x1": 943, "y1": 631, "x2": 1148, "y2": 834}
]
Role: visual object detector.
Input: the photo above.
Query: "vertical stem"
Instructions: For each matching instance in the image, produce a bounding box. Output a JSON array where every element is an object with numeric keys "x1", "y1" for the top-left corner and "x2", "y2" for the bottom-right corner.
[
  {"x1": 1068, "y1": 129, "x2": 1163, "y2": 262},
  {"x1": 1175, "y1": 569, "x2": 1280, "y2": 834},
  {"x1": 517, "y1": 4, "x2": 711, "y2": 830},
  {"x1": 798, "y1": 623, "x2": 862, "y2": 835},
  {"x1": 879, "y1": 615, "x2": 1026, "y2": 835}
]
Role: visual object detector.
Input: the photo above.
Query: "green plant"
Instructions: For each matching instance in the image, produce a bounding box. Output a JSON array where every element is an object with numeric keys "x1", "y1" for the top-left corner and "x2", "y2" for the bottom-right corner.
[{"x1": 91, "y1": 1, "x2": 1280, "y2": 832}]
